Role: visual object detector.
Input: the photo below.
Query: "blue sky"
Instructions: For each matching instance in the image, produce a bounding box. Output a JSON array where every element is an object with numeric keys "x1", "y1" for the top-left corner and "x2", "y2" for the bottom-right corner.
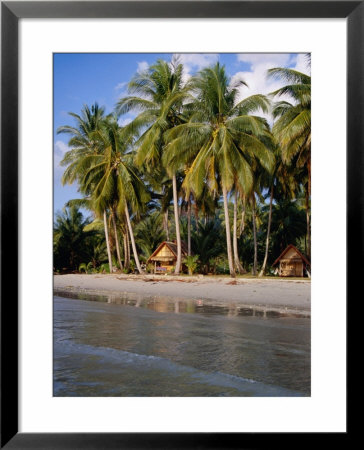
[{"x1": 54, "y1": 52, "x2": 309, "y2": 217}]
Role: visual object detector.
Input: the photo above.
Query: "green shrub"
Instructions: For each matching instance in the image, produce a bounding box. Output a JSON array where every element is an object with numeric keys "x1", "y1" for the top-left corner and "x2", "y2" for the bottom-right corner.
[
  {"x1": 79, "y1": 263, "x2": 88, "y2": 273},
  {"x1": 146, "y1": 263, "x2": 155, "y2": 273},
  {"x1": 184, "y1": 255, "x2": 199, "y2": 275},
  {"x1": 100, "y1": 263, "x2": 110, "y2": 274}
]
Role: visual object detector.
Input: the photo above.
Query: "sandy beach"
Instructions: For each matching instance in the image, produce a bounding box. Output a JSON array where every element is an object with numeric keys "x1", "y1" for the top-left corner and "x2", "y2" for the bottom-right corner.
[{"x1": 54, "y1": 274, "x2": 311, "y2": 316}]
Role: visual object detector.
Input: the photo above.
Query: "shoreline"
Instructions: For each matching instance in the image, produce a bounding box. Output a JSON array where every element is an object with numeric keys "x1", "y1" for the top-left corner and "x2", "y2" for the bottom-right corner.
[{"x1": 54, "y1": 274, "x2": 311, "y2": 317}]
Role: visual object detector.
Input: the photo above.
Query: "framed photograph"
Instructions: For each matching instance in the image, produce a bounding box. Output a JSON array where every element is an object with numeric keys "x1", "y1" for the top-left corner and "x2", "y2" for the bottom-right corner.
[{"x1": 1, "y1": 1, "x2": 357, "y2": 448}]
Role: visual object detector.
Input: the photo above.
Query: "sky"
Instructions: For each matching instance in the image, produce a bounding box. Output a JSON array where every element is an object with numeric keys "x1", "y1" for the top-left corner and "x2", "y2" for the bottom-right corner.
[{"x1": 53, "y1": 52, "x2": 310, "y2": 217}]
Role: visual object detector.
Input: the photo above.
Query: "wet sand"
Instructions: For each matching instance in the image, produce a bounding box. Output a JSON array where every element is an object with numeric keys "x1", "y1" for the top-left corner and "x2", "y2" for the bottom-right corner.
[
  {"x1": 54, "y1": 295, "x2": 310, "y2": 396},
  {"x1": 54, "y1": 274, "x2": 311, "y2": 316}
]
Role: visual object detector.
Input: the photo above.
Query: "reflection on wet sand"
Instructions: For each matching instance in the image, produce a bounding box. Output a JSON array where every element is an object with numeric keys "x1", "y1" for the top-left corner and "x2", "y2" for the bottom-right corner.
[{"x1": 55, "y1": 289, "x2": 309, "y2": 319}]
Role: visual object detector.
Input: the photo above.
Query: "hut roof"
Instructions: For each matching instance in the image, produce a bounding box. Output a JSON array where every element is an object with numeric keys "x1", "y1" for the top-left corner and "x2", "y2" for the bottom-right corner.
[
  {"x1": 147, "y1": 241, "x2": 188, "y2": 263},
  {"x1": 272, "y1": 244, "x2": 310, "y2": 267}
]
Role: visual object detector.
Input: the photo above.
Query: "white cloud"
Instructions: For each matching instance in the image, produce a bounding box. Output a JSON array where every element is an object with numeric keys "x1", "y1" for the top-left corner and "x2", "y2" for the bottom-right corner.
[
  {"x1": 114, "y1": 81, "x2": 127, "y2": 91},
  {"x1": 234, "y1": 53, "x2": 310, "y2": 97},
  {"x1": 231, "y1": 53, "x2": 310, "y2": 124},
  {"x1": 174, "y1": 53, "x2": 219, "y2": 83},
  {"x1": 137, "y1": 61, "x2": 149, "y2": 73},
  {"x1": 175, "y1": 53, "x2": 218, "y2": 71},
  {"x1": 54, "y1": 140, "x2": 69, "y2": 171},
  {"x1": 114, "y1": 83, "x2": 128, "y2": 103},
  {"x1": 291, "y1": 53, "x2": 311, "y2": 75},
  {"x1": 234, "y1": 53, "x2": 294, "y2": 99},
  {"x1": 54, "y1": 140, "x2": 68, "y2": 157}
]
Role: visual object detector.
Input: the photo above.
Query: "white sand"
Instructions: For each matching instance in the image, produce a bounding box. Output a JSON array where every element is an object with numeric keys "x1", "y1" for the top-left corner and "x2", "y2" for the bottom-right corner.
[{"x1": 54, "y1": 274, "x2": 311, "y2": 315}]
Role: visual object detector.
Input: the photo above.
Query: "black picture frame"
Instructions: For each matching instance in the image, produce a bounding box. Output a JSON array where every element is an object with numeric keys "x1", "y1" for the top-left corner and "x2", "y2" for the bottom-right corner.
[{"x1": 1, "y1": 1, "x2": 357, "y2": 448}]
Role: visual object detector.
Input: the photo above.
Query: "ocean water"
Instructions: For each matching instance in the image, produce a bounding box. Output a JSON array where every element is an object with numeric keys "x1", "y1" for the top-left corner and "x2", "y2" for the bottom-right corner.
[{"x1": 54, "y1": 293, "x2": 310, "y2": 397}]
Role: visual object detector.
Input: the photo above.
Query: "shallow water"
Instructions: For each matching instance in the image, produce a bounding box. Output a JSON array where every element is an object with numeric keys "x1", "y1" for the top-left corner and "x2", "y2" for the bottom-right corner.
[{"x1": 54, "y1": 293, "x2": 310, "y2": 397}]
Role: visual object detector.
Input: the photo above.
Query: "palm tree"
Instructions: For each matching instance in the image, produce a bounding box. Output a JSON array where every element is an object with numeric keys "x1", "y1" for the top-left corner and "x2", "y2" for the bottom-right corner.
[
  {"x1": 116, "y1": 58, "x2": 191, "y2": 275},
  {"x1": 57, "y1": 103, "x2": 118, "y2": 272},
  {"x1": 233, "y1": 190, "x2": 247, "y2": 274},
  {"x1": 54, "y1": 205, "x2": 94, "y2": 272},
  {"x1": 159, "y1": 178, "x2": 173, "y2": 241},
  {"x1": 81, "y1": 219, "x2": 108, "y2": 270},
  {"x1": 165, "y1": 63, "x2": 274, "y2": 277},
  {"x1": 268, "y1": 68, "x2": 311, "y2": 168},
  {"x1": 250, "y1": 193, "x2": 259, "y2": 275},
  {"x1": 81, "y1": 117, "x2": 149, "y2": 274},
  {"x1": 135, "y1": 211, "x2": 166, "y2": 261},
  {"x1": 268, "y1": 63, "x2": 311, "y2": 257},
  {"x1": 269, "y1": 197, "x2": 307, "y2": 258},
  {"x1": 258, "y1": 143, "x2": 281, "y2": 277},
  {"x1": 258, "y1": 143, "x2": 303, "y2": 276},
  {"x1": 258, "y1": 185, "x2": 274, "y2": 277},
  {"x1": 110, "y1": 208, "x2": 123, "y2": 270},
  {"x1": 219, "y1": 190, "x2": 247, "y2": 274},
  {"x1": 58, "y1": 103, "x2": 108, "y2": 187},
  {"x1": 191, "y1": 220, "x2": 224, "y2": 274}
]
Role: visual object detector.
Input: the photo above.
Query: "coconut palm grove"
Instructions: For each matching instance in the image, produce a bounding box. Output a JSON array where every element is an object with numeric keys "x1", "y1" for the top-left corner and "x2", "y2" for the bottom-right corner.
[{"x1": 54, "y1": 53, "x2": 311, "y2": 278}]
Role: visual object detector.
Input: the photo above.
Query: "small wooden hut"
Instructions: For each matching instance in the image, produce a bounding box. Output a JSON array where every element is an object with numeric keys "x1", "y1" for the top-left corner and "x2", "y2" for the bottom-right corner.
[
  {"x1": 272, "y1": 244, "x2": 310, "y2": 277},
  {"x1": 147, "y1": 241, "x2": 188, "y2": 274}
]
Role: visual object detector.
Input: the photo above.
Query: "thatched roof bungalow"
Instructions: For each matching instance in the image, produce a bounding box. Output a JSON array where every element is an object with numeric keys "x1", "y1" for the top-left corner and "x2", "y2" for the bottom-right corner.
[
  {"x1": 147, "y1": 241, "x2": 188, "y2": 274},
  {"x1": 272, "y1": 244, "x2": 310, "y2": 277}
]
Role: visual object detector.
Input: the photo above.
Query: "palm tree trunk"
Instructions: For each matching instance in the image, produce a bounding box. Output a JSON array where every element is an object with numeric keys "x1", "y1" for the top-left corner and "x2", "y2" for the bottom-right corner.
[
  {"x1": 187, "y1": 195, "x2": 191, "y2": 256},
  {"x1": 172, "y1": 174, "x2": 182, "y2": 274},
  {"x1": 239, "y1": 195, "x2": 246, "y2": 237},
  {"x1": 233, "y1": 191, "x2": 246, "y2": 274},
  {"x1": 259, "y1": 186, "x2": 274, "y2": 277},
  {"x1": 123, "y1": 230, "x2": 130, "y2": 270},
  {"x1": 103, "y1": 210, "x2": 113, "y2": 273},
  {"x1": 222, "y1": 185, "x2": 236, "y2": 278},
  {"x1": 251, "y1": 195, "x2": 258, "y2": 276},
  {"x1": 194, "y1": 200, "x2": 199, "y2": 231},
  {"x1": 111, "y1": 209, "x2": 123, "y2": 271},
  {"x1": 124, "y1": 205, "x2": 143, "y2": 274},
  {"x1": 163, "y1": 209, "x2": 169, "y2": 241}
]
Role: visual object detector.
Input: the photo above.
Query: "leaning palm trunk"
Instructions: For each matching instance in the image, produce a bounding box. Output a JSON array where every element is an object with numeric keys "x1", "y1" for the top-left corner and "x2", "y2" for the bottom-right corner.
[
  {"x1": 233, "y1": 191, "x2": 246, "y2": 274},
  {"x1": 239, "y1": 195, "x2": 246, "y2": 236},
  {"x1": 123, "y1": 230, "x2": 130, "y2": 270},
  {"x1": 124, "y1": 205, "x2": 143, "y2": 274},
  {"x1": 111, "y1": 210, "x2": 123, "y2": 271},
  {"x1": 259, "y1": 186, "x2": 274, "y2": 277},
  {"x1": 172, "y1": 174, "x2": 182, "y2": 274},
  {"x1": 187, "y1": 195, "x2": 191, "y2": 256},
  {"x1": 222, "y1": 186, "x2": 236, "y2": 278},
  {"x1": 251, "y1": 195, "x2": 258, "y2": 276},
  {"x1": 103, "y1": 210, "x2": 113, "y2": 273}
]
